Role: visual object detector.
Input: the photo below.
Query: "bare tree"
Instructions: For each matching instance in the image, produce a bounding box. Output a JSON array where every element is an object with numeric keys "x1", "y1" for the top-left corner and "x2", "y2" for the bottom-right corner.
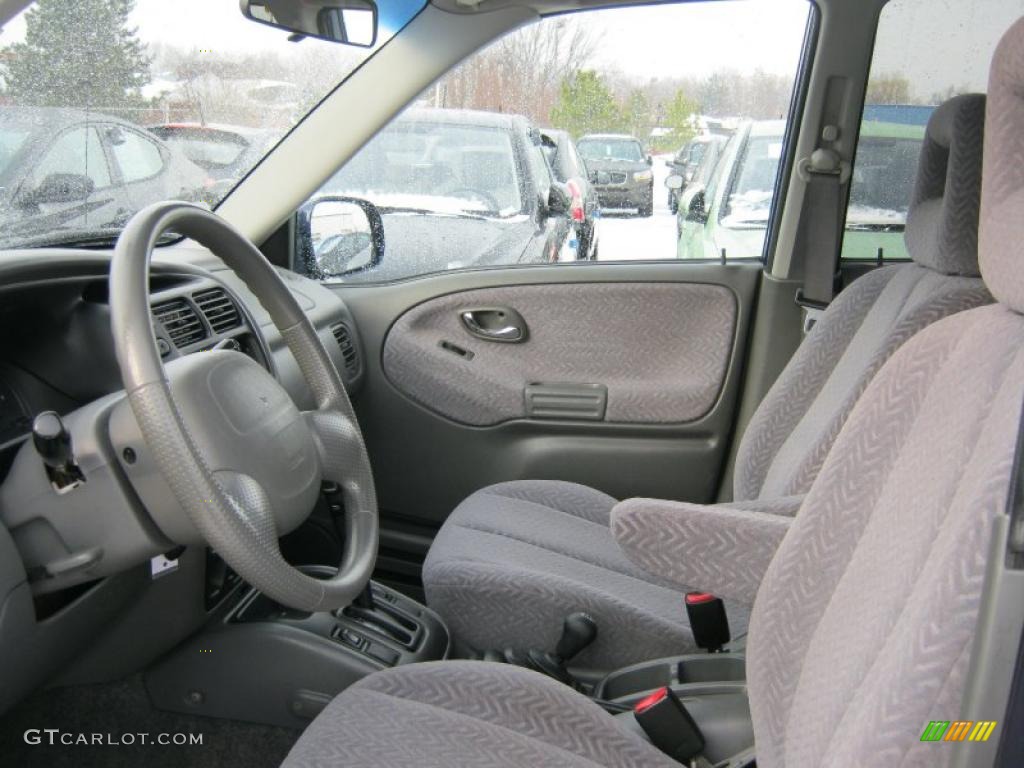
[{"x1": 436, "y1": 19, "x2": 600, "y2": 124}]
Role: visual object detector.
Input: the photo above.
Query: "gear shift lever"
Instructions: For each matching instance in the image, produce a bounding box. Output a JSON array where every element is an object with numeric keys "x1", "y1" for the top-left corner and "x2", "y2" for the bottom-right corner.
[
  {"x1": 555, "y1": 612, "x2": 598, "y2": 661},
  {"x1": 508, "y1": 612, "x2": 597, "y2": 688},
  {"x1": 353, "y1": 581, "x2": 375, "y2": 610}
]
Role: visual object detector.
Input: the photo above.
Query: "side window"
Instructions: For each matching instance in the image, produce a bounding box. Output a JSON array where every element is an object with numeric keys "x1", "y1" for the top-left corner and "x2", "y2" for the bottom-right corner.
[
  {"x1": 841, "y1": 0, "x2": 1024, "y2": 261},
  {"x1": 301, "y1": 0, "x2": 811, "y2": 283},
  {"x1": 109, "y1": 129, "x2": 164, "y2": 184},
  {"x1": 34, "y1": 127, "x2": 111, "y2": 190}
]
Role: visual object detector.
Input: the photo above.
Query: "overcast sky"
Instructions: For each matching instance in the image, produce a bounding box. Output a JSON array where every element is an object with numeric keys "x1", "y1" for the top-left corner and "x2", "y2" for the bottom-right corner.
[
  {"x1": 1, "y1": 0, "x2": 1021, "y2": 100},
  {"x1": 586, "y1": 0, "x2": 810, "y2": 79},
  {"x1": 872, "y1": 0, "x2": 1024, "y2": 98}
]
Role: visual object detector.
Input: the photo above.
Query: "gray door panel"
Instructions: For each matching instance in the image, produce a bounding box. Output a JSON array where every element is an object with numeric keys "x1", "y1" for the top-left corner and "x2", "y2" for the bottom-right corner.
[
  {"x1": 383, "y1": 282, "x2": 737, "y2": 427},
  {"x1": 329, "y1": 262, "x2": 760, "y2": 536}
]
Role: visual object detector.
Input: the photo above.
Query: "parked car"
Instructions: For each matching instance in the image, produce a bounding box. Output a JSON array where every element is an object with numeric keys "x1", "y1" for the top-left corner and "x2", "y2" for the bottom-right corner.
[
  {"x1": 0, "y1": 107, "x2": 209, "y2": 242},
  {"x1": 576, "y1": 133, "x2": 654, "y2": 216},
  {"x1": 147, "y1": 122, "x2": 276, "y2": 189},
  {"x1": 674, "y1": 117, "x2": 926, "y2": 260},
  {"x1": 665, "y1": 132, "x2": 728, "y2": 221},
  {"x1": 664, "y1": 133, "x2": 728, "y2": 213},
  {"x1": 316, "y1": 108, "x2": 573, "y2": 280},
  {"x1": 540, "y1": 128, "x2": 600, "y2": 260}
]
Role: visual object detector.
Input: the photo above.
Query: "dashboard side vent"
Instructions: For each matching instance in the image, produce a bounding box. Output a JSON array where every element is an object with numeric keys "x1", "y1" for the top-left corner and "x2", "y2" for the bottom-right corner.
[
  {"x1": 193, "y1": 288, "x2": 241, "y2": 334},
  {"x1": 330, "y1": 322, "x2": 360, "y2": 378},
  {"x1": 153, "y1": 299, "x2": 206, "y2": 348}
]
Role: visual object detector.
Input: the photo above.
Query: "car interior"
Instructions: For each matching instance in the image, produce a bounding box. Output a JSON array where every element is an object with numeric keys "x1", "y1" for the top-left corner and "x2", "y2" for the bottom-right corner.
[{"x1": 0, "y1": 0, "x2": 1022, "y2": 766}]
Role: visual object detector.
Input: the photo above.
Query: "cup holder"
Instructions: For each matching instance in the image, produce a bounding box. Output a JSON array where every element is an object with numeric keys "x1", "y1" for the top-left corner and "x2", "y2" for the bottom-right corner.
[
  {"x1": 595, "y1": 653, "x2": 746, "y2": 701},
  {"x1": 677, "y1": 654, "x2": 746, "y2": 684}
]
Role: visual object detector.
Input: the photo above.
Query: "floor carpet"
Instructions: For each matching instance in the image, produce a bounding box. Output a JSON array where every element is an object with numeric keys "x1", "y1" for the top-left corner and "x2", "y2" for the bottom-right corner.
[{"x1": 0, "y1": 674, "x2": 300, "y2": 768}]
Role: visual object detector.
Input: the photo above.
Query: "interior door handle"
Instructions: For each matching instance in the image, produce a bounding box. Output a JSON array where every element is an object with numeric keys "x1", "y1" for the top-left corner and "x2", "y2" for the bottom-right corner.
[{"x1": 460, "y1": 307, "x2": 527, "y2": 343}]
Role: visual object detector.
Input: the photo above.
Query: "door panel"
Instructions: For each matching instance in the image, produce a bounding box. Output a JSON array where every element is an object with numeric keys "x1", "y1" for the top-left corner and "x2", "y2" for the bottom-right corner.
[
  {"x1": 382, "y1": 282, "x2": 736, "y2": 426},
  {"x1": 330, "y1": 261, "x2": 760, "y2": 584}
]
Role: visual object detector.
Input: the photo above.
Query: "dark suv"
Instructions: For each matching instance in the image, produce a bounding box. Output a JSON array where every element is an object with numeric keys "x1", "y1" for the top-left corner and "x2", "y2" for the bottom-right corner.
[
  {"x1": 576, "y1": 133, "x2": 654, "y2": 217},
  {"x1": 319, "y1": 108, "x2": 574, "y2": 280}
]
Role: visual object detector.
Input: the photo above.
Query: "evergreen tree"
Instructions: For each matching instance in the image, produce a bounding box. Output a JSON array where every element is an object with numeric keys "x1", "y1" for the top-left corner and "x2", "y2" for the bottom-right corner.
[
  {"x1": 622, "y1": 89, "x2": 652, "y2": 141},
  {"x1": 549, "y1": 70, "x2": 623, "y2": 138},
  {"x1": 663, "y1": 88, "x2": 699, "y2": 146},
  {"x1": 2, "y1": 0, "x2": 152, "y2": 113}
]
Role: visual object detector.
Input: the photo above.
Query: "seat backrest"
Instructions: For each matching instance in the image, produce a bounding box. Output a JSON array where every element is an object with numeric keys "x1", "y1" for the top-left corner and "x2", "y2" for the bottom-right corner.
[
  {"x1": 734, "y1": 94, "x2": 991, "y2": 502},
  {"x1": 746, "y1": 22, "x2": 1024, "y2": 766}
]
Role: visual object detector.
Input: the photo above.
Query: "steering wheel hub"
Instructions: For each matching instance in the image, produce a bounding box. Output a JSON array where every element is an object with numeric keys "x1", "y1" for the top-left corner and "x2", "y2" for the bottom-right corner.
[{"x1": 164, "y1": 350, "x2": 321, "y2": 533}]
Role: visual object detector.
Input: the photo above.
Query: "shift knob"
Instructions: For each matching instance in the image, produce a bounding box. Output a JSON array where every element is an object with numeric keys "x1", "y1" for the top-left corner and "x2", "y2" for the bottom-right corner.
[
  {"x1": 33, "y1": 411, "x2": 74, "y2": 471},
  {"x1": 554, "y1": 612, "x2": 598, "y2": 661}
]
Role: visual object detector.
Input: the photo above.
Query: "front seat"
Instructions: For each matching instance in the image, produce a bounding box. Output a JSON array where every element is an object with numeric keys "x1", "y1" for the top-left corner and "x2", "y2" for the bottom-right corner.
[
  {"x1": 283, "y1": 22, "x2": 1024, "y2": 764},
  {"x1": 423, "y1": 93, "x2": 991, "y2": 668}
]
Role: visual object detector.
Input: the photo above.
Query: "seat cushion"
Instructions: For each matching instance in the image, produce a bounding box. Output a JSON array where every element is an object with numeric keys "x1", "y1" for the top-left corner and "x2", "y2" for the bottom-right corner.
[
  {"x1": 423, "y1": 480, "x2": 750, "y2": 669},
  {"x1": 282, "y1": 661, "x2": 676, "y2": 768}
]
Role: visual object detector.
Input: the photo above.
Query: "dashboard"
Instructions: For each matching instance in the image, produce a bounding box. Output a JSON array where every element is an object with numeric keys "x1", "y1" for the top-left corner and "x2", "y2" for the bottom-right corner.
[
  {"x1": 0, "y1": 243, "x2": 367, "y2": 714},
  {"x1": 0, "y1": 248, "x2": 365, "y2": 481}
]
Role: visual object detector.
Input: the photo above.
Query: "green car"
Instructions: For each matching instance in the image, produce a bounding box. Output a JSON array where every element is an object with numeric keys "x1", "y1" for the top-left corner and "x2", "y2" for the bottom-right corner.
[{"x1": 673, "y1": 118, "x2": 927, "y2": 261}]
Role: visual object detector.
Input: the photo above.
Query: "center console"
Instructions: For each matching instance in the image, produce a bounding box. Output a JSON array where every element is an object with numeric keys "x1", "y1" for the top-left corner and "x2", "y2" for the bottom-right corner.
[
  {"x1": 144, "y1": 568, "x2": 449, "y2": 729},
  {"x1": 595, "y1": 653, "x2": 754, "y2": 765}
]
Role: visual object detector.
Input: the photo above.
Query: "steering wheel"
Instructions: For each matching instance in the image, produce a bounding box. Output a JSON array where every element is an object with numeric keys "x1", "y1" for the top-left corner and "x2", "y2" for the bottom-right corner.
[
  {"x1": 450, "y1": 187, "x2": 501, "y2": 212},
  {"x1": 110, "y1": 202, "x2": 377, "y2": 612}
]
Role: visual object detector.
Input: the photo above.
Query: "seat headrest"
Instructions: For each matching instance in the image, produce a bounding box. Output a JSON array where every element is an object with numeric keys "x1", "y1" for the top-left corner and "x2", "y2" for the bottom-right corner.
[
  {"x1": 980, "y1": 17, "x2": 1024, "y2": 313},
  {"x1": 904, "y1": 93, "x2": 986, "y2": 276}
]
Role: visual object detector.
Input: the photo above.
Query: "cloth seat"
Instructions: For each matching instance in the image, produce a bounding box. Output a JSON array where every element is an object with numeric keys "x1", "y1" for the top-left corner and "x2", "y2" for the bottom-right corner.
[
  {"x1": 284, "y1": 661, "x2": 677, "y2": 768},
  {"x1": 422, "y1": 479, "x2": 753, "y2": 664},
  {"x1": 285, "y1": 24, "x2": 1024, "y2": 765},
  {"x1": 424, "y1": 93, "x2": 991, "y2": 669}
]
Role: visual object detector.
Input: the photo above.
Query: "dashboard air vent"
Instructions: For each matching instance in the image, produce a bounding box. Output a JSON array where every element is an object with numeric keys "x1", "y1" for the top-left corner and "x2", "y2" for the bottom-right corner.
[
  {"x1": 331, "y1": 322, "x2": 360, "y2": 377},
  {"x1": 193, "y1": 288, "x2": 241, "y2": 334},
  {"x1": 153, "y1": 299, "x2": 206, "y2": 348}
]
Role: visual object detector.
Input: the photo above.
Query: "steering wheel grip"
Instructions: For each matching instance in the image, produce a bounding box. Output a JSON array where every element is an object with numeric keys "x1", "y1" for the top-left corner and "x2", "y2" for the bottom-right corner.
[{"x1": 110, "y1": 201, "x2": 377, "y2": 612}]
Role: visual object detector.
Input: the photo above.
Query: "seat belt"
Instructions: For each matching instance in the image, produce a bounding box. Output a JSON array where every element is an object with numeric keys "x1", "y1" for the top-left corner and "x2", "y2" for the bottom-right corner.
[{"x1": 793, "y1": 143, "x2": 849, "y2": 334}]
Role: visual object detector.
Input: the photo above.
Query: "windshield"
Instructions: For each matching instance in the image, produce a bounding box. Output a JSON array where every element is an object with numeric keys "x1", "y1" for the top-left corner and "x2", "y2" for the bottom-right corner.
[
  {"x1": 722, "y1": 134, "x2": 783, "y2": 226},
  {"x1": 577, "y1": 138, "x2": 644, "y2": 163},
  {"x1": 0, "y1": 0, "x2": 424, "y2": 249},
  {"x1": 0, "y1": 128, "x2": 30, "y2": 177},
  {"x1": 322, "y1": 119, "x2": 524, "y2": 217},
  {"x1": 846, "y1": 134, "x2": 923, "y2": 230},
  {"x1": 147, "y1": 126, "x2": 263, "y2": 173}
]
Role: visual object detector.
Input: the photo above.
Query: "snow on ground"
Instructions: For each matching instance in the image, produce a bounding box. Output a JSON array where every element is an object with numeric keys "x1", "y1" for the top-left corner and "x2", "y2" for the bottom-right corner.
[{"x1": 595, "y1": 154, "x2": 680, "y2": 261}]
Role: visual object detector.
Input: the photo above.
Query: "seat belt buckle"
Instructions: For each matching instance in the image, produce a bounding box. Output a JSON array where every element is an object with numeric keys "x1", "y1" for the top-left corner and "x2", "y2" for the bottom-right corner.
[
  {"x1": 685, "y1": 592, "x2": 731, "y2": 653},
  {"x1": 795, "y1": 288, "x2": 828, "y2": 334},
  {"x1": 633, "y1": 686, "x2": 705, "y2": 763}
]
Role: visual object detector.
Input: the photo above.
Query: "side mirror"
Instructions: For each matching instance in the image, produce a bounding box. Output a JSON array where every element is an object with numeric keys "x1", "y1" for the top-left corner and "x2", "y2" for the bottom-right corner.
[
  {"x1": 298, "y1": 196, "x2": 384, "y2": 279},
  {"x1": 646, "y1": 155, "x2": 653, "y2": 166},
  {"x1": 545, "y1": 183, "x2": 572, "y2": 217},
  {"x1": 684, "y1": 185, "x2": 708, "y2": 225},
  {"x1": 241, "y1": 0, "x2": 378, "y2": 47},
  {"x1": 22, "y1": 173, "x2": 95, "y2": 205},
  {"x1": 665, "y1": 174, "x2": 684, "y2": 191}
]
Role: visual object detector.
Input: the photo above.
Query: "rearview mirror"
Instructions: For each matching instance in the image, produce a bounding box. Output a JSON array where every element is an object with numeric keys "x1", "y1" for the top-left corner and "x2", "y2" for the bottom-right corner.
[
  {"x1": 299, "y1": 196, "x2": 385, "y2": 278},
  {"x1": 546, "y1": 183, "x2": 571, "y2": 217},
  {"x1": 665, "y1": 174, "x2": 684, "y2": 191},
  {"x1": 684, "y1": 185, "x2": 708, "y2": 225},
  {"x1": 241, "y1": 0, "x2": 378, "y2": 47},
  {"x1": 23, "y1": 173, "x2": 95, "y2": 205}
]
